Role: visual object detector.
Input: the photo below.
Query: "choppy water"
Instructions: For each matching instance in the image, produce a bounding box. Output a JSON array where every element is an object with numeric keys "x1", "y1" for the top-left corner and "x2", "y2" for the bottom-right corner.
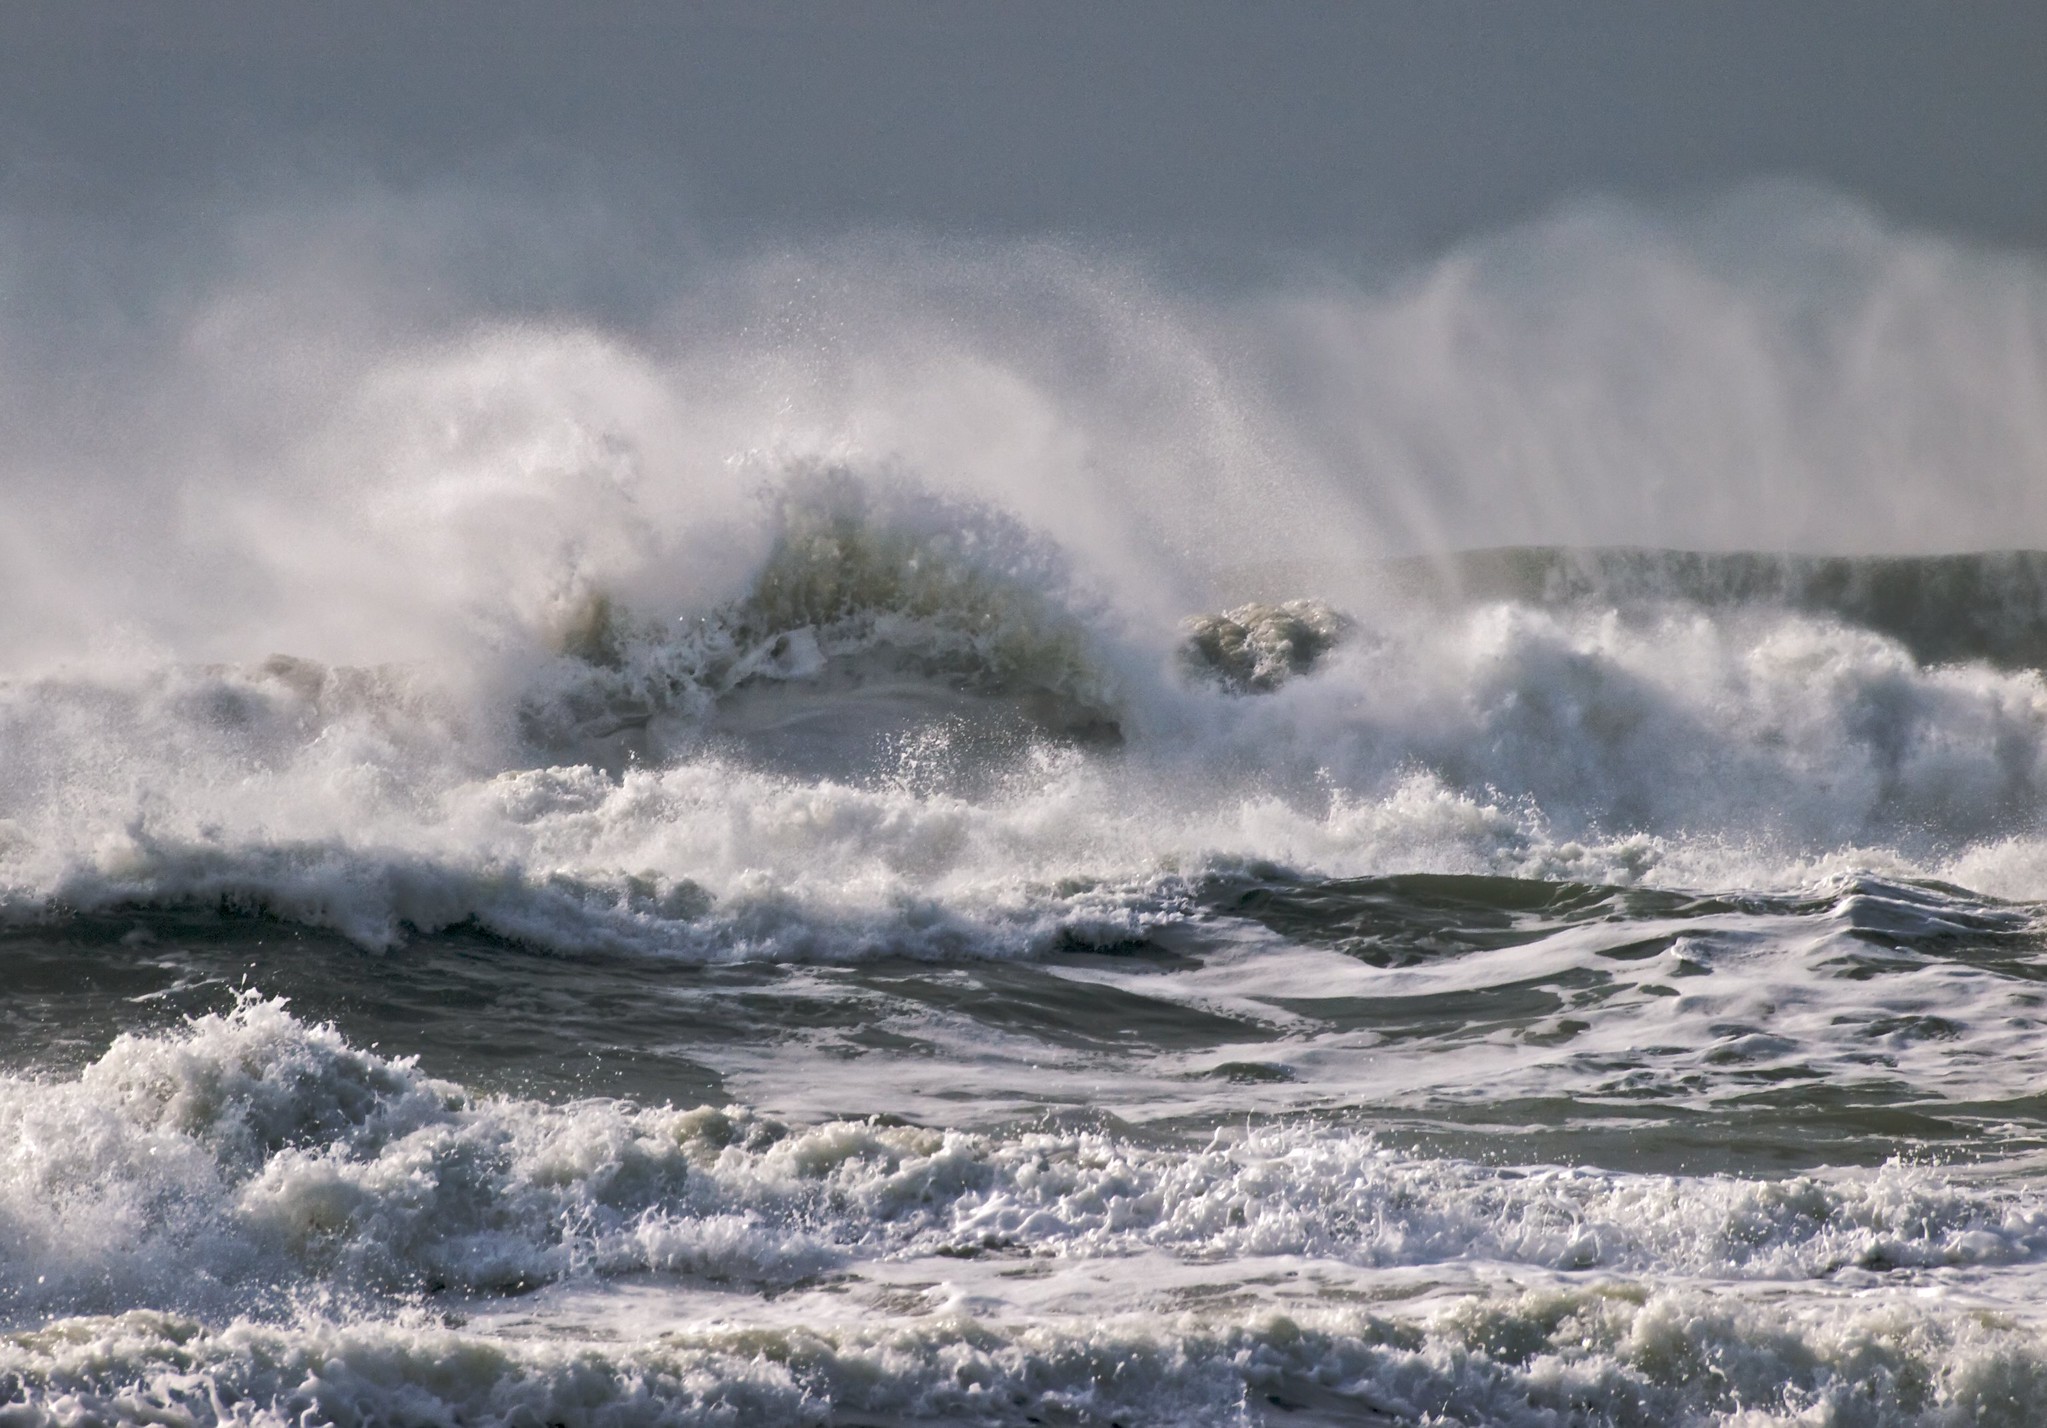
[{"x1": 8, "y1": 194, "x2": 2047, "y2": 1424}]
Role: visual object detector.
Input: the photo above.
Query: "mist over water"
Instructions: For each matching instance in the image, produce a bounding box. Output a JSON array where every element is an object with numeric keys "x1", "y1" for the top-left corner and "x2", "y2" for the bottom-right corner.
[
  {"x1": 9, "y1": 184, "x2": 2047, "y2": 1424},
  {"x1": 4, "y1": 183, "x2": 2046, "y2": 671}
]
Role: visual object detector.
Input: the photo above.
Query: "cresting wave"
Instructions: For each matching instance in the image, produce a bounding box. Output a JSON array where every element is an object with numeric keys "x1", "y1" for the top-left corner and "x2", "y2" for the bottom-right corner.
[
  {"x1": 8, "y1": 189, "x2": 2047, "y2": 1425},
  {"x1": 6, "y1": 482, "x2": 2047, "y2": 957},
  {"x1": 6, "y1": 1000, "x2": 2047, "y2": 1426},
  {"x1": 0, "y1": 187, "x2": 2042, "y2": 959}
]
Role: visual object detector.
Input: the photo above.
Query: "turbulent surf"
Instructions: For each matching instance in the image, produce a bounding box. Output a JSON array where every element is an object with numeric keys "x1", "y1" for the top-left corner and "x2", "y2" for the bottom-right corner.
[{"x1": 5, "y1": 191, "x2": 2047, "y2": 1424}]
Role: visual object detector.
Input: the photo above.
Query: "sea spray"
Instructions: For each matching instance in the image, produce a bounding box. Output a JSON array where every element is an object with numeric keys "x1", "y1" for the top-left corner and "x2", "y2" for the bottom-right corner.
[{"x1": 4, "y1": 188, "x2": 2047, "y2": 1426}]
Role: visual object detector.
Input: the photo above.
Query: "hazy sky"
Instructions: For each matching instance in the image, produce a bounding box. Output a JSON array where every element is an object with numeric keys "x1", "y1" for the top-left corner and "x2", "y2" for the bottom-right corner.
[
  {"x1": 3, "y1": 2, "x2": 2046, "y2": 628},
  {"x1": 5, "y1": 1, "x2": 2044, "y2": 264}
]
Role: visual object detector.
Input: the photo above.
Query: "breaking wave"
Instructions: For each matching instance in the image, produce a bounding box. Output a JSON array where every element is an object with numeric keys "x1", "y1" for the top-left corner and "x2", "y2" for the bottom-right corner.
[
  {"x1": 4, "y1": 1001, "x2": 2047, "y2": 1426},
  {"x1": 1387, "y1": 547, "x2": 2047, "y2": 673},
  {"x1": 7, "y1": 473, "x2": 2047, "y2": 957},
  {"x1": 7, "y1": 184, "x2": 2047, "y2": 1425}
]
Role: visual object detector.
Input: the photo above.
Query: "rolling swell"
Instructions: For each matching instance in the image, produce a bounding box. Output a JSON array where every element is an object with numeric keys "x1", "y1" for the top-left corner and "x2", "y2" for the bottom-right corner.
[{"x1": 1385, "y1": 547, "x2": 2047, "y2": 672}]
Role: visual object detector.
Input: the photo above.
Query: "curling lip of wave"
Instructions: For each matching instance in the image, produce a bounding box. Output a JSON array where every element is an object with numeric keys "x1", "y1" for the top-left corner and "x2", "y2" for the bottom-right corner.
[{"x1": 520, "y1": 472, "x2": 1132, "y2": 766}]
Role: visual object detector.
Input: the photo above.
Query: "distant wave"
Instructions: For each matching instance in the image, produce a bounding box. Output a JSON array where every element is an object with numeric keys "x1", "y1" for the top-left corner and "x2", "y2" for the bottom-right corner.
[{"x1": 1383, "y1": 547, "x2": 2047, "y2": 671}]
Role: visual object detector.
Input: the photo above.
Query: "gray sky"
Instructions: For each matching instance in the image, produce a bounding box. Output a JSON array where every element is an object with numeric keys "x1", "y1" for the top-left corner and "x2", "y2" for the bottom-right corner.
[
  {"x1": 3, "y1": 2, "x2": 2046, "y2": 624},
  {"x1": 4, "y1": 1, "x2": 2045, "y2": 265}
]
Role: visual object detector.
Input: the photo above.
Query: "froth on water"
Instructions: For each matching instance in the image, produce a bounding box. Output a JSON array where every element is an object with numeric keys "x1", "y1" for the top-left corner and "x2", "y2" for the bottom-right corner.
[{"x1": 5, "y1": 185, "x2": 2047, "y2": 1425}]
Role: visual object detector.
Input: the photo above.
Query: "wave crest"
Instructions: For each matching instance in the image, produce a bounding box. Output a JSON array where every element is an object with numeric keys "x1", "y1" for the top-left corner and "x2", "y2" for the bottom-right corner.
[{"x1": 522, "y1": 469, "x2": 1126, "y2": 770}]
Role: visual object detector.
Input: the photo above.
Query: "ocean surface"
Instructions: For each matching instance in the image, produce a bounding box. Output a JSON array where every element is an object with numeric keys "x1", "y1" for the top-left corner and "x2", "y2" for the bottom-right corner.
[
  {"x1": 8, "y1": 199, "x2": 2047, "y2": 1425},
  {"x1": 13, "y1": 514, "x2": 2047, "y2": 1426}
]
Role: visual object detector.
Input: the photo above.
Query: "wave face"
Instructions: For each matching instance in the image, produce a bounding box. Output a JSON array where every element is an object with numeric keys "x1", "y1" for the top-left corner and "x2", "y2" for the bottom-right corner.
[{"x1": 6, "y1": 188, "x2": 2047, "y2": 1424}]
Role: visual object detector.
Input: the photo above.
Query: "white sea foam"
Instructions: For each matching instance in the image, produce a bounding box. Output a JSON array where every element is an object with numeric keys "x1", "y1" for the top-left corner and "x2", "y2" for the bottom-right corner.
[
  {"x1": 6, "y1": 537, "x2": 2047, "y2": 959},
  {"x1": 13, "y1": 1287, "x2": 2047, "y2": 1427},
  {"x1": 6, "y1": 1003, "x2": 2047, "y2": 1424},
  {"x1": 0, "y1": 188, "x2": 2044, "y2": 959},
  {"x1": 4, "y1": 1000, "x2": 2045, "y2": 1315},
  {"x1": 7, "y1": 187, "x2": 2047, "y2": 1422}
]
